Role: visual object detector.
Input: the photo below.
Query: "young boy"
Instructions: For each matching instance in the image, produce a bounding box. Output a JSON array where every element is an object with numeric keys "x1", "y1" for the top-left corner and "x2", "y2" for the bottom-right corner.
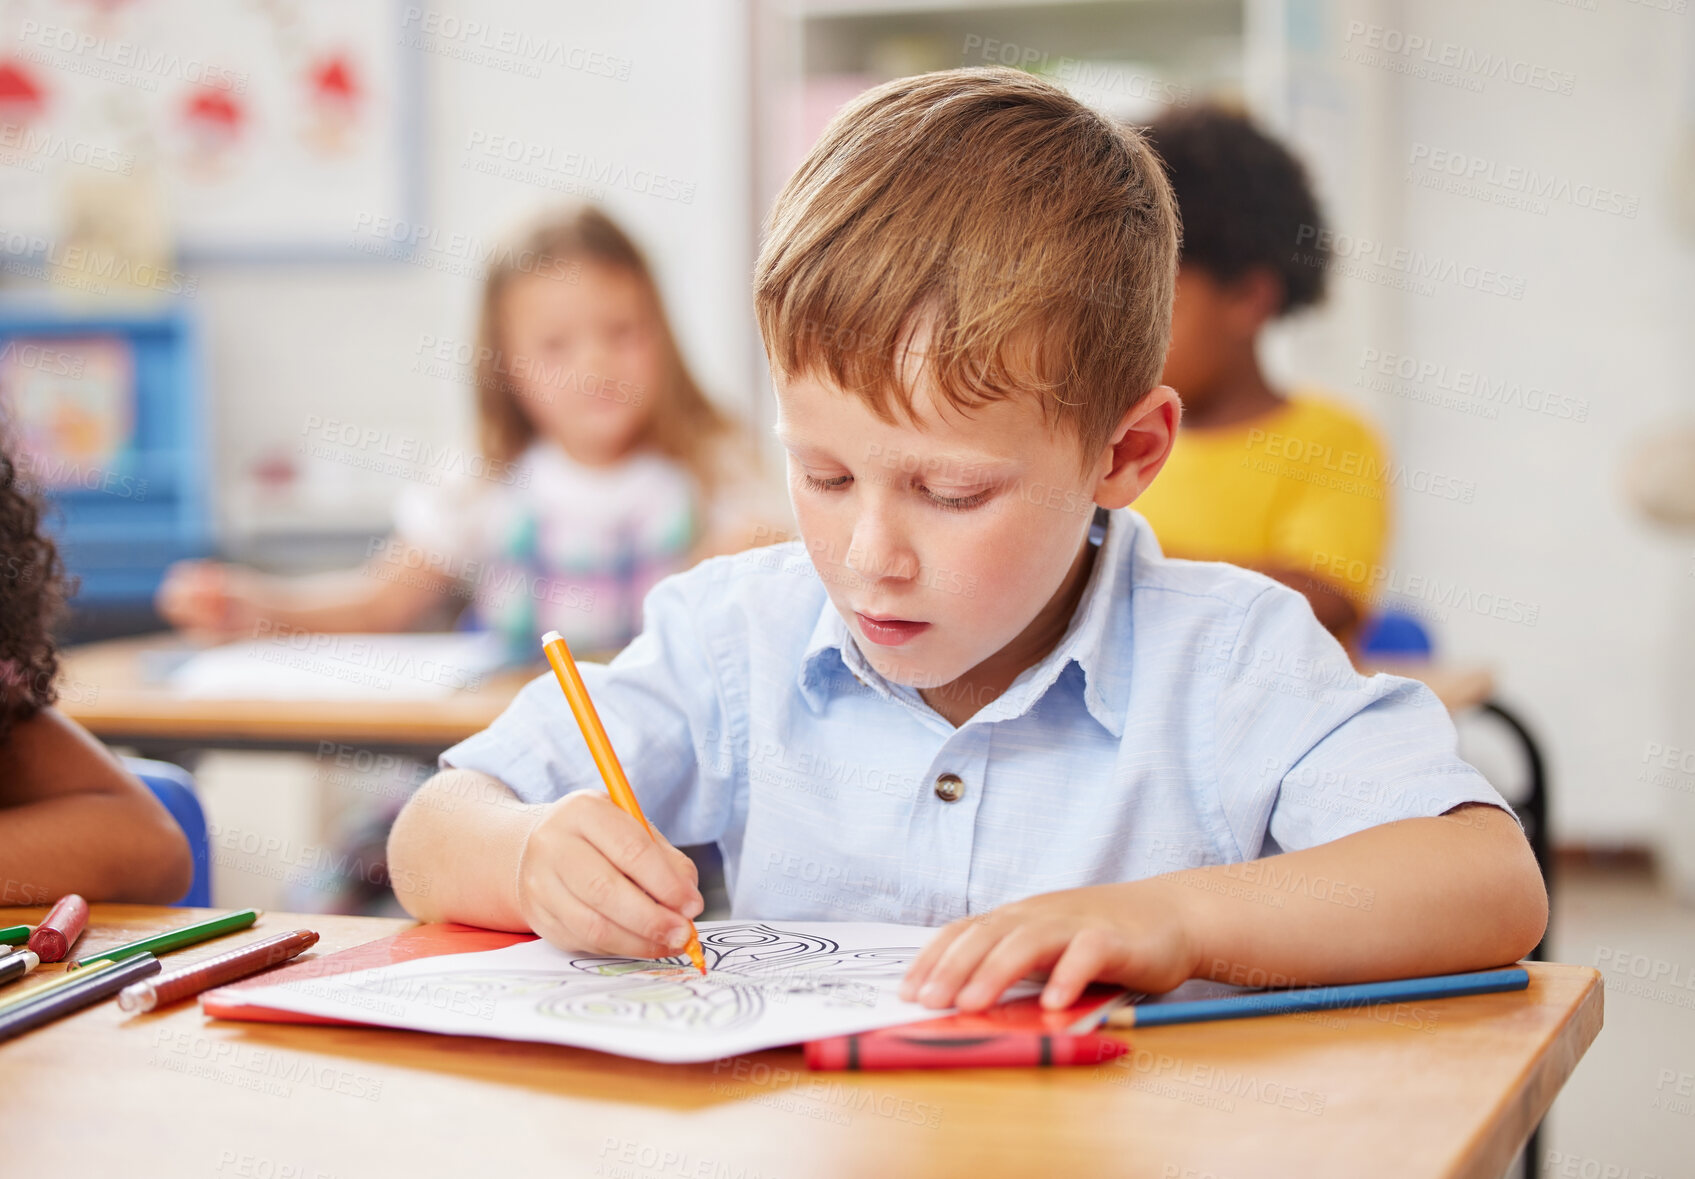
[
  {"x1": 389, "y1": 69, "x2": 1546, "y2": 1013},
  {"x1": 1134, "y1": 105, "x2": 1390, "y2": 639}
]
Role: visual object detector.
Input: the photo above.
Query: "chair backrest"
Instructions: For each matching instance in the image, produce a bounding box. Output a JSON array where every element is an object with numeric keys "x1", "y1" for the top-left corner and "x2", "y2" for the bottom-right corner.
[
  {"x1": 121, "y1": 757, "x2": 211, "y2": 907},
  {"x1": 1358, "y1": 609, "x2": 1435, "y2": 659}
]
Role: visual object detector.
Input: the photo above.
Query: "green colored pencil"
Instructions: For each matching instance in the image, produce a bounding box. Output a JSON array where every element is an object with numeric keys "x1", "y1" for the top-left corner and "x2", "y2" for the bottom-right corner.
[
  {"x1": 0, "y1": 924, "x2": 30, "y2": 946},
  {"x1": 68, "y1": 908, "x2": 260, "y2": 969}
]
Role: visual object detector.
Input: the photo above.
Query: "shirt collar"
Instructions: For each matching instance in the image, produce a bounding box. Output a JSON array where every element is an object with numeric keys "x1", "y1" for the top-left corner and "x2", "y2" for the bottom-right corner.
[{"x1": 795, "y1": 507, "x2": 1137, "y2": 737}]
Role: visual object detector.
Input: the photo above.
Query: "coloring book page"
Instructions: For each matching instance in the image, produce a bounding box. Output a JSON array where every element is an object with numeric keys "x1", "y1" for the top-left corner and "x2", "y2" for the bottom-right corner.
[{"x1": 233, "y1": 921, "x2": 1029, "y2": 1063}]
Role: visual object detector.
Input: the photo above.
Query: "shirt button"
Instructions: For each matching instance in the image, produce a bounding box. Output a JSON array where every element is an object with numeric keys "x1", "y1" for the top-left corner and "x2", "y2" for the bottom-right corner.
[{"x1": 933, "y1": 773, "x2": 965, "y2": 803}]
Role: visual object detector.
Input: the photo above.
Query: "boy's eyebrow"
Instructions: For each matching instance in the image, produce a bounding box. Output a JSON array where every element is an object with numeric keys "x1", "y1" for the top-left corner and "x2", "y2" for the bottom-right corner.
[{"x1": 775, "y1": 429, "x2": 1021, "y2": 481}]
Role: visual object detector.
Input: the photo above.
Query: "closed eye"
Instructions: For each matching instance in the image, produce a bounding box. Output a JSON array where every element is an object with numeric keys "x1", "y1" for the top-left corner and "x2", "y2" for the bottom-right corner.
[
  {"x1": 800, "y1": 471, "x2": 992, "y2": 510},
  {"x1": 801, "y1": 473, "x2": 852, "y2": 493},
  {"x1": 922, "y1": 486, "x2": 993, "y2": 511}
]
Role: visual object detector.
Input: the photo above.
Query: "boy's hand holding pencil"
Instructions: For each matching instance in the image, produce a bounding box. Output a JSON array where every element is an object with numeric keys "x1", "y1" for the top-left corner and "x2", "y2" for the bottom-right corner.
[
  {"x1": 531, "y1": 630, "x2": 708, "y2": 971},
  {"x1": 515, "y1": 791, "x2": 705, "y2": 962}
]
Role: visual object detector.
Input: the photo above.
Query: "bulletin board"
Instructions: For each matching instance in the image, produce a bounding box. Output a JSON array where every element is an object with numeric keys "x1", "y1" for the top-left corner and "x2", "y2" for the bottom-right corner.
[
  {"x1": 0, "y1": 333, "x2": 136, "y2": 483},
  {"x1": 0, "y1": 0, "x2": 417, "y2": 259}
]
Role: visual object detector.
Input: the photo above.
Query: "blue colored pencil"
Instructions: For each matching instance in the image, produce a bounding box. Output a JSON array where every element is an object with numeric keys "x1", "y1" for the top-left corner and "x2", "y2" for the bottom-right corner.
[
  {"x1": 0, "y1": 952, "x2": 160, "y2": 1042},
  {"x1": 1104, "y1": 967, "x2": 1530, "y2": 1028}
]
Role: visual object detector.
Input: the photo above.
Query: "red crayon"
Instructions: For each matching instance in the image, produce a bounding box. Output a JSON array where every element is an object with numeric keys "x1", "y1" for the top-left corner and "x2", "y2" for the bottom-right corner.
[
  {"x1": 27, "y1": 894, "x2": 89, "y2": 964},
  {"x1": 804, "y1": 1030, "x2": 1128, "y2": 1071}
]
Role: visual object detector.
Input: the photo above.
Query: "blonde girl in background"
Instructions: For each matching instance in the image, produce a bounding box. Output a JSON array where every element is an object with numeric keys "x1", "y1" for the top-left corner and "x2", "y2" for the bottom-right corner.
[{"x1": 159, "y1": 205, "x2": 788, "y2": 658}]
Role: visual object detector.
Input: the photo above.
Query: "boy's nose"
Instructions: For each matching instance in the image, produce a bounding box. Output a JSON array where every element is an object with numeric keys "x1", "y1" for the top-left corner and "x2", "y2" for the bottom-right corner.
[{"x1": 845, "y1": 512, "x2": 918, "y2": 583}]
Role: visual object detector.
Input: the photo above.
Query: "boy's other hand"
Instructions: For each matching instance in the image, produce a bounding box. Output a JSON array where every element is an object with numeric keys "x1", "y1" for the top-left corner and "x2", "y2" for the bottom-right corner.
[
  {"x1": 516, "y1": 791, "x2": 705, "y2": 960},
  {"x1": 899, "y1": 882, "x2": 1198, "y2": 1013}
]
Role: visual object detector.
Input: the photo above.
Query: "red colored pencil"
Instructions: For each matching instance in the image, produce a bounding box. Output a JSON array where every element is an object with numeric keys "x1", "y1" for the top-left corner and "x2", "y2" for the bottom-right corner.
[{"x1": 119, "y1": 929, "x2": 320, "y2": 1013}]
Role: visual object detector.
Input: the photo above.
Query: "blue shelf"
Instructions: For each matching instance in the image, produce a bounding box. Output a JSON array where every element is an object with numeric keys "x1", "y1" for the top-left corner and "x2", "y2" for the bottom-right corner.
[{"x1": 0, "y1": 304, "x2": 210, "y2": 611}]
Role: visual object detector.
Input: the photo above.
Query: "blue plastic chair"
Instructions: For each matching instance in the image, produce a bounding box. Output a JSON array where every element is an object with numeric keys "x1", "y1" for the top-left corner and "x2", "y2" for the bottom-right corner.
[
  {"x1": 1357, "y1": 608, "x2": 1435, "y2": 659},
  {"x1": 122, "y1": 757, "x2": 211, "y2": 907}
]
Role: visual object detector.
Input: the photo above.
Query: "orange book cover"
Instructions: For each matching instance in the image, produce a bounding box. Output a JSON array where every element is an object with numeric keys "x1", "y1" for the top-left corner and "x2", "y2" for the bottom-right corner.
[{"x1": 201, "y1": 923, "x2": 534, "y2": 1025}]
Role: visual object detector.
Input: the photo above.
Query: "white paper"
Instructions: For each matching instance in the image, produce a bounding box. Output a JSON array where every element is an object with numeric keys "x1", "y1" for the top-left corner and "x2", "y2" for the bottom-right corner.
[
  {"x1": 233, "y1": 921, "x2": 1022, "y2": 1063},
  {"x1": 169, "y1": 632, "x2": 510, "y2": 701}
]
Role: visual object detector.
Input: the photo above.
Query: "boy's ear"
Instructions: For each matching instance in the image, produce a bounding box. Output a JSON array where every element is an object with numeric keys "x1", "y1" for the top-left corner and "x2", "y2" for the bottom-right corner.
[{"x1": 1094, "y1": 385, "x2": 1181, "y2": 509}]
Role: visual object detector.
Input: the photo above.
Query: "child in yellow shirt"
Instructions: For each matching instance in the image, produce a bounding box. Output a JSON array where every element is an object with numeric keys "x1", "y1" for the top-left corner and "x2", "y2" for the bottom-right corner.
[{"x1": 1136, "y1": 106, "x2": 1389, "y2": 639}]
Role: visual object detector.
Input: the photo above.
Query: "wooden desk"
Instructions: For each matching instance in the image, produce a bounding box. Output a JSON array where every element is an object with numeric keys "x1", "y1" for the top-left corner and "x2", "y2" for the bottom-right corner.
[
  {"x1": 0, "y1": 905, "x2": 1603, "y2": 1179},
  {"x1": 56, "y1": 634, "x2": 1495, "y2": 761},
  {"x1": 1361, "y1": 661, "x2": 1497, "y2": 714},
  {"x1": 56, "y1": 635, "x2": 536, "y2": 758}
]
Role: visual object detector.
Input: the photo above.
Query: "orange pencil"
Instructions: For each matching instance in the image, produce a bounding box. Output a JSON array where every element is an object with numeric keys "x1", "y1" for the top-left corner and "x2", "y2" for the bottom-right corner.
[{"x1": 541, "y1": 630, "x2": 707, "y2": 976}]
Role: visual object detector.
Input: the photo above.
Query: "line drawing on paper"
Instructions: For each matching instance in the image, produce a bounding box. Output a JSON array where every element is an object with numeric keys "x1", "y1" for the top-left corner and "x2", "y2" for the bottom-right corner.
[{"x1": 391, "y1": 922, "x2": 921, "y2": 1036}]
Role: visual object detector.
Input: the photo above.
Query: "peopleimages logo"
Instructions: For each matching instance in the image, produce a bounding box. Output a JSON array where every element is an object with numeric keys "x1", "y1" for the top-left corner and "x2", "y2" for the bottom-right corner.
[
  {"x1": 1341, "y1": 20, "x2": 1576, "y2": 96},
  {"x1": 1294, "y1": 225, "x2": 1527, "y2": 300},
  {"x1": 348, "y1": 213, "x2": 580, "y2": 281},
  {"x1": 463, "y1": 132, "x2": 696, "y2": 204},
  {"x1": 1308, "y1": 552, "x2": 1540, "y2": 627},
  {"x1": 959, "y1": 34, "x2": 1191, "y2": 107},
  {"x1": 1407, "y1": 143, "x2": 1637, "y2": 220},
  {"x1": 0, "y1": 124, "x2": 135, "y2": 175},
  {"x1": 298, "y1": 415, "x2": 528, "y2": 488},
  {"x1": 16, "y1": 19, "x2": 249, "y2": 93},
  {"x1": 399, "y1": 8, "x2": 632, "y2": 81},
  {"x1": 1356, "y1": 348, "x2": 1590, "y2": 423},
  {"x1": 0, "y1": 232, "x2": 199, "y2": 297},
  {"x1": 1246, "y1": 427, "x2": 1478, "y2": 505}
]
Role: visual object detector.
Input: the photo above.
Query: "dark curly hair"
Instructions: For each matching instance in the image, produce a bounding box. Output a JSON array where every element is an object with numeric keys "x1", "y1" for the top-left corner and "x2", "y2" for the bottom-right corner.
[
  {"x1": 1143, "y1": 104, "x2": 1328, "y2": 315},
  {"x1": 0, "y1": 435, "x2": 68, "y2": 739}
]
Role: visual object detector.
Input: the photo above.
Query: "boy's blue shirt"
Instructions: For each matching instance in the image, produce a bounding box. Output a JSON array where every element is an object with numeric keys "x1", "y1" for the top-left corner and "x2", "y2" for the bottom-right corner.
[{"x1": 443, "y1": 508, "x2": 1509, "y2": 924}]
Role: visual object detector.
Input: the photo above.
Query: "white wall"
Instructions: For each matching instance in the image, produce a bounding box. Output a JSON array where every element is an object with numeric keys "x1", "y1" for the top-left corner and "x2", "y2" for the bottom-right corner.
[
  {"x1": 1272, "y1": 0, "x2": 1695, "y2": 846},
  {"x1": 202, "y1": 1, "x2": 755, "y2": 538}
]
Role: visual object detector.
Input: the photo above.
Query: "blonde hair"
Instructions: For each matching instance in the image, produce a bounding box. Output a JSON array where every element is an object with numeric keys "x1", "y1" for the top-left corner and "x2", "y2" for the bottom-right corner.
[
  {"x1": 754, "y1": 68, "x2": 1178, "y2": 458},
  {"x1": 474, "y1": 205, "x2": 740, "y2": 497}
]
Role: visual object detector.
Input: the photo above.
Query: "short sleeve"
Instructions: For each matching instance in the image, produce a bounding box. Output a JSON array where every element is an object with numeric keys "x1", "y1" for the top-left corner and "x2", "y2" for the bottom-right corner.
[
  {"x1": 438, "y1": 571, "x2": 737, "y2": 848},
  {"x1": 392, "y1": 479, "x2": 484, "y2": 562},
  {"x1": 1267, "y1": 406, "x2": 1390, "y2": 602},
  {"x1": 1212, "y1": 583, "x2": 1514, "y2": 856}
]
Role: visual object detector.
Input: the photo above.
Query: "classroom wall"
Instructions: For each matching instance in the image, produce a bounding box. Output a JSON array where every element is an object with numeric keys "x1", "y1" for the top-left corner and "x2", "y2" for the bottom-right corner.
[
  {"x1": 203, "y1": 0, "x2": 754, "y2": 540},
  {"x1": 1270, "y1": 0, "x2": 1695, "y2": 848}
]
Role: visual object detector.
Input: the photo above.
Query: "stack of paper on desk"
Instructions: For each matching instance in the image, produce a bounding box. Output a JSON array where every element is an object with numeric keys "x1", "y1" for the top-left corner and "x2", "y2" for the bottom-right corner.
[
  {"x1": 227, "y1": 921, "x2": 1027, "y2": 1064},
  {"x1": 169, "y1": 632, "x2": 511, "y2": 701}
]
